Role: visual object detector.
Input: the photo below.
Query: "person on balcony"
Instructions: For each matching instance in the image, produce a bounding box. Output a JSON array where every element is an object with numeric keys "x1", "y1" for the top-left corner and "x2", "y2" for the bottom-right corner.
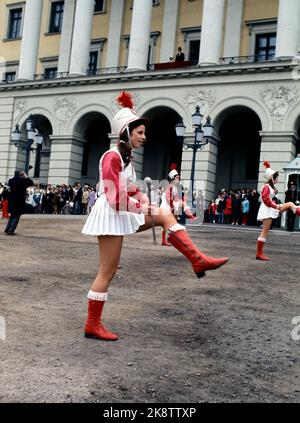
[{"x1": 175, "y1": 47, "x2": 185, "y2": 62}]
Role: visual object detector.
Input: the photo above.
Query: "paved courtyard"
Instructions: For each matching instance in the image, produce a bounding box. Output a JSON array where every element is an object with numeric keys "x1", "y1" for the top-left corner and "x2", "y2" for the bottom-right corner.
[{"x1": 0, "y1": 216, "x2": 299, "y2": 403}]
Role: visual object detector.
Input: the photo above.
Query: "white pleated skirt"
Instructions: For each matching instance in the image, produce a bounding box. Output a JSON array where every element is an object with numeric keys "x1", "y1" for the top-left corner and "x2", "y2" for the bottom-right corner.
[
  {"x1": 81, "y1": 194, "x2": 145, "y2": 236},
  {"x1": 257, "y1": 203, "x2": 279, "y2": 221}
]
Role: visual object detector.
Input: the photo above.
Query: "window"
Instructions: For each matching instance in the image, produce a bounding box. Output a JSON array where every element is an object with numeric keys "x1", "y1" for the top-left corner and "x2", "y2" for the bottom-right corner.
[
  {"x1": 255, "y1": 33, "x2": 276, "y2": 61},
  {"x1": 8, "y1": 8, "x2": 22, "y2": 39},
  {"x1": 189, "y1": 40, "x2": 200, "y2": 62},
  {"x1": 44, "y1": 67, "x2": 57, "y2": 79},
  {"x1": 94, "y1": 0, "x2": 105, "y2": 13},
  {"x1": 152, "y1": 0, "x2": 160, "y2": 5},
  {"x1": 88, "y1": 51, "x2": 98, "y2": 75},
  {"x1": 5, "y1": 72, "x2": 16, "y2": 82},
  {"x1": 49, "y1": 1, "x2": 64, "y2": 33}
]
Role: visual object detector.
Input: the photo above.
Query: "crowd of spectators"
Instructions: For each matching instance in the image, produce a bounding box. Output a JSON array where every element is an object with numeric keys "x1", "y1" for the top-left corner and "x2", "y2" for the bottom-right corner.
[
  {"x1": 0, "y1": 182, "x2": 97, "y2": 216},
  {"x1": 0, "y1": 182, "x2": 282, "y2": 228},
  {"x1": 205, "y1": 188, "x2": 282, "y2": 227}
]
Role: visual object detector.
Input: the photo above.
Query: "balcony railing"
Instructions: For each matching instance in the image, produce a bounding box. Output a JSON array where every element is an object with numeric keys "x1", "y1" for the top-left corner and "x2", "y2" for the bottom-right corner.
[
  {"x1": 0, "y1": 55, "x2": 290, "y2": 84},
  {"x1": 219, "y1": 54, "x2": 276, "y2": 65}
]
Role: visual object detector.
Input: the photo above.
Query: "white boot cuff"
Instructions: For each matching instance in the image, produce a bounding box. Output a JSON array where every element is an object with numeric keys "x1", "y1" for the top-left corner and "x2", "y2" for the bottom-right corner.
[
  {"x1": 87, "y1": 290, "x2": 108, "y2": 301},
  {"x1": 258, "y1": 237, "x2": 266, "y2": 242},
  {"x1": 168, "y1": 224, "x2": 186, "y2": 232}
]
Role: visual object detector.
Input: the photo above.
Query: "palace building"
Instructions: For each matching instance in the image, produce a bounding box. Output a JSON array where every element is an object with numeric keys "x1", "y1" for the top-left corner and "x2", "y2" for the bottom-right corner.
[{"x1": 0, "y1": 0, "x2": 300, "y2": 206}]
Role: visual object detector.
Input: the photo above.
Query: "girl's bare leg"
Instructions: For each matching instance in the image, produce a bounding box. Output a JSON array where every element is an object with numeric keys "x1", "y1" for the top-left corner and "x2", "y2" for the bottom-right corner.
[
  {"x1": 279, "y1": 202, "x2": 297, "y2": 213},
  {"x1": 91, "y1": 235, "x2": 123, "y2": 292},
  {"x1": 259, "y1": 218, "x2": 272, "y2": 239}
]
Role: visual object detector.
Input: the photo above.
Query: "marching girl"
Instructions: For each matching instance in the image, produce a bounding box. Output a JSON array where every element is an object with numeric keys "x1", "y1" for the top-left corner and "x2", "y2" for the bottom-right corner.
[
  {"x1": 256, "y1": 161, "x2": 300, "y2": 261},
  {"x1": 81, "y1": 92, "x2": 229, "y2": 341},
  {"x1": 160, "y1": 164, "x2": 196, "y2": 246}
]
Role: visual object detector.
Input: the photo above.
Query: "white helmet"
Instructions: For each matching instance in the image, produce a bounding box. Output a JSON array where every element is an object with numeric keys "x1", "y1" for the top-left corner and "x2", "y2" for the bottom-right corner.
[
  {"x1": 263, "y1": 161, "x2": 277, "y2": 180},
  {"x1": 111, "y1": 92, "x2": 148, "y2": 136}
]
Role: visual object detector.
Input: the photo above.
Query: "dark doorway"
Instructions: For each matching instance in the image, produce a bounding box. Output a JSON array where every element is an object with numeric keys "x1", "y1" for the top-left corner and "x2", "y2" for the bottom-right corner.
[
  {"x1": 75, "y1": 112, "x2": 110, "y2": 185},
  {"x1": 142, "y1": 107, "x2": 182, "y2": 181},
  {"x1": 215, "y1": 107, "x2": 262, "y2": 194}
]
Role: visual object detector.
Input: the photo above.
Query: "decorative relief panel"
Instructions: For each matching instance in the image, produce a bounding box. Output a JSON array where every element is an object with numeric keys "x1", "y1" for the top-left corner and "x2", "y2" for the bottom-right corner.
[
  {"x1": 54, "y1": 97, "x2": 77, "y2": 123},
  {"x1": 184, "y1": 90, "x2": 216, "y2": 117},
  {"x1": 14, "y1": 99, "x2": 28, "y2": 120},
  {"x1": 259, "y1": 86, "x2": 298, "y2": 121}
]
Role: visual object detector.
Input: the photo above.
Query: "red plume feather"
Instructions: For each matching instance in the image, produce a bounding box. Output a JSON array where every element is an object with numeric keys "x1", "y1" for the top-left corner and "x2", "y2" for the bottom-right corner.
[
  {"x1": 263, "y1": 161, "x2": 271, "y2": 169},
  {"x1": 170, "y1": 163, "x2": 177, "y2": 171},
  {"x1": 116, "y1": 91, "x2": 134, "y2": 109}
]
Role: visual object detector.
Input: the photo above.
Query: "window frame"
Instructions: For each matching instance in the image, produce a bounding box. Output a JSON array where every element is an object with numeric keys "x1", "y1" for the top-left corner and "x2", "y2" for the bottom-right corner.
[
  {"x1": 246, "y1": 18, "x2": 277, "y2": 61},
  {"x1": 6, "y1": 4, "x2": 25, "y2": 40},
  {"x1": 48, "y1": 0, "x2": 64, "y2": 34},
  {"x1": 94, "y1": 0, "x2": 106, "y2": 14},
  {"x1": 5, "y1": 71, "x2": 16, "y2": 83},
  {"x1": 88, "y1": 50, "x2": 99, "y2": 75},
  {"x1": 43, "y1": 67, "x2": 58, "y2": 80},
  {"x1": 255, "y1": 32, "x2": 276, "y2": 62}
]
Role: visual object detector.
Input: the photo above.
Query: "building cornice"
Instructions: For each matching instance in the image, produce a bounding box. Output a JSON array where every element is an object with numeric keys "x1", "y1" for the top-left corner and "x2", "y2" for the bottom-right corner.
[{"x1": 0, "y1": 59, "x2": 296, "y2": 93}]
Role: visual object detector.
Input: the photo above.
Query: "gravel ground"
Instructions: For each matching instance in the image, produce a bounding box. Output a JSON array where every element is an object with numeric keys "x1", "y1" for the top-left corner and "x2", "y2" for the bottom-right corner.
[{"x1": 0, "y1": 217, "x2": 299, "y2": 403}]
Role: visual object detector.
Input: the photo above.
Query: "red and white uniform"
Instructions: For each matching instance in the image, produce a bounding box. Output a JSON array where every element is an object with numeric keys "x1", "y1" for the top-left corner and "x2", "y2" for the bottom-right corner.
[
  {"x1": 160, "y1": 184, "x2": 181, "y2": 214},
  {"x1": 257, "y1": 183, "x2": 279, "y2": 221},
  {"x1": 82, "y1": 147, "x2": 145, "y2": 235}
]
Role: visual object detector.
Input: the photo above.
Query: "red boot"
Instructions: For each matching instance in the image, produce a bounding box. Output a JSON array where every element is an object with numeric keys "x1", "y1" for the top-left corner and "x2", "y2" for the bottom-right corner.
[
  {"x1": 184, "y1": 208, "x2": 197, "y2": 221},
  {"x1": 296, "y1": 207, "x2": 300, "y2": 216},
  {"x1": 85, "y1": 299, "x2": 118, "y2": 341},
  {"x1": 256, "y1": 239, "x2": 269, "y2": 261},
  {"x1": 162, "y1": 229, "x2": 171, "y2": 246},
  {"x1": 167, "y1": 229, "x2": 229, "y2": 278}
]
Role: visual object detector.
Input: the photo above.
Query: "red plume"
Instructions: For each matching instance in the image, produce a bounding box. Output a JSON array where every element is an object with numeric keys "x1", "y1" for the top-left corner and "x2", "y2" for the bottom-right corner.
[
  {"x1": 116, "y1": 91, "x2": 134, "y2": 109},
  {"x1": 263, "y1": 161, "x2": 271, "y2": 169},
  {"x1": 170, "y1": 163, "x2": 177, "y2": 170}
]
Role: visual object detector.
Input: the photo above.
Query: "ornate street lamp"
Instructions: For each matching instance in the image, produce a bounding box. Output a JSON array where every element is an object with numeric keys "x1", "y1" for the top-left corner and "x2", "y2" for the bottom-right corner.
[
  {"x1": 175, "y1": 106, "x2": 214, "y2": 211},
  {"x1": 11, "y1": 115, "x2": 44, "y2": 174}
]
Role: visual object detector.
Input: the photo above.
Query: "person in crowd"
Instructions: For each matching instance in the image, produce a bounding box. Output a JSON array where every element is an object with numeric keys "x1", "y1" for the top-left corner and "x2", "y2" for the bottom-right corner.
[
  {"x1": 224, "y1": 194, "x2": 233, "y2": 224},
  {"x1": 231, "y1": 193, "x2": 242, "y2": 225},
  {"x1": 4, "y1": 170, "x2": 34, "y2": 235},
  {"x1": 175, "y1": 46, "x2": 185, "y2": 62},
  {"x1": 208, "y1": 201, "x2": 217, "y2": 223},
  {"x1": 217, "y1": 193, "x2": 226, "y2": 224},
  {"x1": 81, "y1": 187, "x2": 89, "y2": 215},
  {"x1": 88, "y1": 188, "x2": 97, "y2": 215},
  {"x1": 285, "y1": 181, "x2": 298, "y2": 231},
  {"x1": 81, "y1": 91, "x2": 229, "y2": 341},
  {"x1": 248, "y1": 189, "x2": 260, "y2": 226},
  {"x1": 256, "y1": 161, "x2": 300, "y2": 260},
  {"x1": 0, "y1": 184, "x2": 9, "y2": 219},
  {"x1": 241, "y1": 195, "x2": 250, "y2": 225},
  {"x1": 74, "y1": 183, "x2": 83, "y2": 215}
]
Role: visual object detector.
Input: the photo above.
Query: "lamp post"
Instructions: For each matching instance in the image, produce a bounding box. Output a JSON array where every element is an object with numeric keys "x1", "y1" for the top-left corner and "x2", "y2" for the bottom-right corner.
[
  {"x1": 175, "y1": 105, "x2": 214, "y2": 210},
  {"x1": 11, "y1": 115, "x2": 44, "y2": 174}
]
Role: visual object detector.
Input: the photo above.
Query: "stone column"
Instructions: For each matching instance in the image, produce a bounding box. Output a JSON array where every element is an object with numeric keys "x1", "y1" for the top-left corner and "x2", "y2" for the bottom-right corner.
[
  {"x1": 259, "y1": 131, "x2": 297, "y2": 200},
  {"x1": 69, "y1": 0, "x2": 94, "y2": 76},
  {"x1": 127, "y1": 0, "x2": 153, "y2": 71},
  {"x1": 198, "y1": 0, "x2": 225, "y2": 65},
  {"x1": 160, "y1": 0, "x2": 179, "y2": 62},
  {"x1": 57, "y1": 0, "x2": 76, "y2": 75},
  {"x1": 223, "y1": 0, "x2": 244, "y2": 58},
  {"x1": 0, "y1": 97, "x2": 14, "y2": 181},
  {"x1": 106, "y1": 0, "x2": 125, "y2": 68},
  {"x1": 48, "y1": 136, "x2": 85, "y2": 185},
  {"x1": 180, "y1": 135, "x2": 218, "y2": 206},
  {"x1": 18, "y1": 0, "x2": 43, "y2": 80},
  {"x1": 275, "y1": 0, "x2": 300, "y2": 59}
]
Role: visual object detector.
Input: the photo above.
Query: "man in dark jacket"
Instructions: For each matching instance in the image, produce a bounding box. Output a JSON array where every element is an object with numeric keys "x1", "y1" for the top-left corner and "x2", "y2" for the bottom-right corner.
[
  {"x1": 285, "y1": 181, "x2": 298, "y2": 231},
  {"x1": 4, "y1": 170, "x2": 34, "y2": 235}
]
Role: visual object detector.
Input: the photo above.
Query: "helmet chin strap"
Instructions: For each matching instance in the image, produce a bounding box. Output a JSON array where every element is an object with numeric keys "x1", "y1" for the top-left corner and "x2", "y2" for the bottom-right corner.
[{"x1": 126, "y1": 126, "x2": 133, "y2": 149}]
